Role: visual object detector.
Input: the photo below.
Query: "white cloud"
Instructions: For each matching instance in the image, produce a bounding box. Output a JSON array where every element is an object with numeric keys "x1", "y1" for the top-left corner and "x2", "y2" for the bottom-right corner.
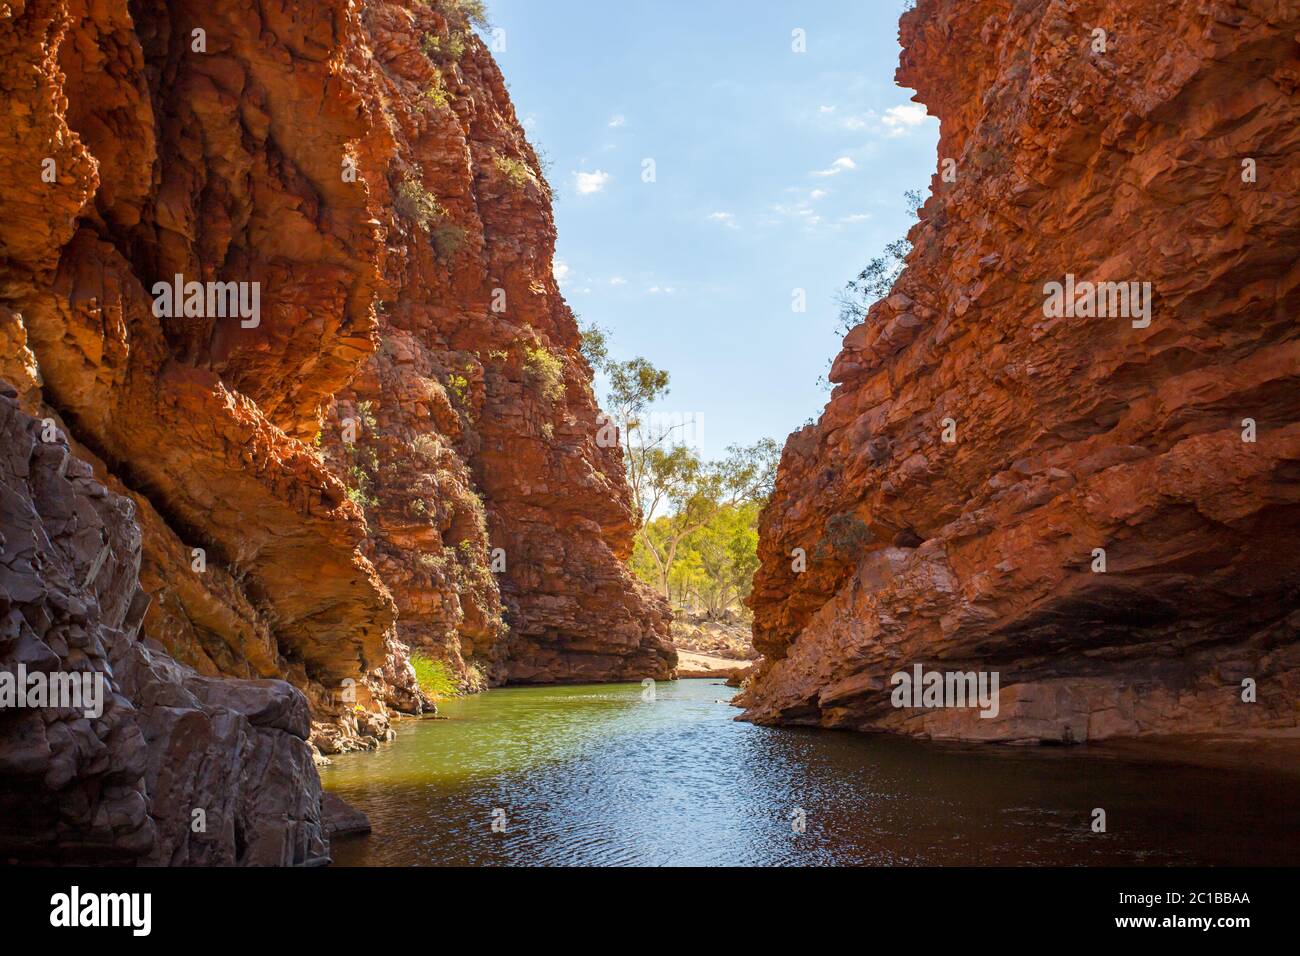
[
  {"x1": 646, "y1": 285, "x2": 677, "y2": 295},
  {"x1": 882, "y1": 103, "x2": 929, "y2": 136},
  {"x1": 809, "y1": 189, "x2": 828, "y2": 200},
  {"x1": 609, "y1": 276, "x2": 627, "y2": 286},
  {"x1": 841, "y1": 213, "x2": 872, "y2": 223},
  {"x1": 574, "y1": 170, "x2": 611, "y2": 194},
  {"x1": 769, "y1": 199, "x2": 826, "y2": 234},
  {"x1": 819, "y1": 105, "x2": 836, "y2": 114},
  {"x1": 708, "y1": 211, "x2": 738, "y2": 228},
  {"x1": 522, "y1": 114, "x2": 538, "y2": 131},
  {"x1": 554, "y1": 260, "x2": 571, "y2": 285},
  {"x1": 608, "y1": 114, "x2": 627, "y2": 128},
  {"x1": 813, "y1": 156, "x2": 857, "y2": 177}
]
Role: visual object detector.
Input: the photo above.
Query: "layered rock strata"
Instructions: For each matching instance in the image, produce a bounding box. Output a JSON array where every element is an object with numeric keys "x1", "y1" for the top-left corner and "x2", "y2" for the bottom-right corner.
[
  {"x1": 740, "y1": 0, "x2": 1300, "y2": 743},
  {"x1": 322, "y1": 1, "x2": 674, "y2": 692},
  {"x1": 0, "y1": 0, "x2": 673, "y2": 859}
]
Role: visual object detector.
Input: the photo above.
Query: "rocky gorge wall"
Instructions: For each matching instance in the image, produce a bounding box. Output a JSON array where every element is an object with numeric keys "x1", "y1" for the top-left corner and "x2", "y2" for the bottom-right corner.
[
  {"x1": 320, "y1": 1, "x2": 674, "y2": 695},
  {"x1": 0, "y1": 0, "x2": 672, "y2": 861},
  {"x1": 739, "y1": 0, "x2": 1300, "y2": 743},
  {"x1": 0, "y1": 390, "x2": 326, "y2": 864}
]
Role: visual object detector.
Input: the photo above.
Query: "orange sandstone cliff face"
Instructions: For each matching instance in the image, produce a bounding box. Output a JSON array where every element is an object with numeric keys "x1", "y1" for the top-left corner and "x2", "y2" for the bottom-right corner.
[
  {"x1": 2, "y1": 0, "x2": 398, "y2": 743},
  {"x1": 322, "y1": 3, "x2": 675, "y2": 696},
  {"x1": 0, "y1": 0, "x2": 671, "y2": 860},
  {"x1": 739, "y1": 0, "x2": 1300, "y2": 743}
]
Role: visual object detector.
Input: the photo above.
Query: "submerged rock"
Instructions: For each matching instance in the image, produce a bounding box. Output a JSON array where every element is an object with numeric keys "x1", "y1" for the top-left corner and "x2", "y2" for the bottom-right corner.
[{"x1": 321, "y1": 792, "x2": 372, "y2": 840}]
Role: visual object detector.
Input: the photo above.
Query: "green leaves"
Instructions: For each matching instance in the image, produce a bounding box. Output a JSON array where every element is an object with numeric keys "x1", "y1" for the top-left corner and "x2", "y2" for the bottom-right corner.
[
  {"x1": 578, "y1": 321, "x2": 610, "y2": 371},
  {"x1": 834, "y1": 189, "x2": 924, "y2": 335},
  {"x1": 606, "y1": 356, "x2": 671, "y2": 421},
  {"x1": 522, "y1": 345, "x2": 566, "y2": 404},
  {"x1": 633, "y1": 502, "x2": 763, "y2": 614},
  {"x1": 633, "y1": 439, "x2": 778, "y2": 600},
  {"x1": 584, "y1": 324, "x2": 778, "y2": 607}
]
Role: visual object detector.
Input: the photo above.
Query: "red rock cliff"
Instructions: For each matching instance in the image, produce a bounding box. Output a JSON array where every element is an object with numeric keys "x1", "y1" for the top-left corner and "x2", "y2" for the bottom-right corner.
[
  {"x1": 1, "y1": 0, "x2": 672, "y2": 859},
  {"x1": 739, "y1": 0, "x2": 1300, "y2": 743},
  {"x1": 321, "y1": 3, "x2": 675, "y2": 698}
]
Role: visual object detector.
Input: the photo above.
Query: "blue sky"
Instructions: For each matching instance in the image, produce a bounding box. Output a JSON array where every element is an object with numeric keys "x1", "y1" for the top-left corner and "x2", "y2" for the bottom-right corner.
[{"x1": 487, "y1": 0, "x2": 939, "y2": 460}]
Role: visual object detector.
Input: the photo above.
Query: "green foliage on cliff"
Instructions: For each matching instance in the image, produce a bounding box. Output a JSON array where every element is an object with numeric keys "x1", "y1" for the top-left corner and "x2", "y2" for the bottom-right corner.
[
  {"x1": 523, "y1": 345, "x2": 566, "y2": 403},
  {"x1": 494, "y1": 154, "x2": 533, "y2": 189},
  {"x1": 430, "y1": 222, "x2": 466, "y2": 259},
  {"x1": 395, "y1": 171, "x2": 445, "y2": 229},
  {"x1": 422, "y1": 30, "x2": 467, "y2": 61},
  {"x1": 410, "y1": 653, "x2": 459, "y2": 699},
  {"x1": 445, "y1": 0, "x2": 491, "y2": 31},
  {"x1": 343, "y1": 402, "x2": 380, "y2": 511},
  {"x1": 578, "y1": 320, "x2": 610, "y2": 370},
  {"x1": 445, "y1": 372, "x2": 470, "y2": 406},
  {"x1": 834, "y1": 189, "x2": 924, "y2": 335},
  {"x1": 421, "y1": 72, "x2": 452, "y2": 108}
]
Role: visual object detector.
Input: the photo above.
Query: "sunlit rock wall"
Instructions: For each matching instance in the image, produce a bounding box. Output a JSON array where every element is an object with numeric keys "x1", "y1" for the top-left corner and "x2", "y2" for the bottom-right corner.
[{"x1": 740, "y1": 0, "x2": 1300, "y2": 743}]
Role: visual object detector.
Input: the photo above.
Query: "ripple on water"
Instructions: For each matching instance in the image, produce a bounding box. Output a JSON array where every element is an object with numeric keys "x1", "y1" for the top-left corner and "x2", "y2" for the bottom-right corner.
[{"x1": 321, "y1": 680, "x2": 1300, "y2": 866}]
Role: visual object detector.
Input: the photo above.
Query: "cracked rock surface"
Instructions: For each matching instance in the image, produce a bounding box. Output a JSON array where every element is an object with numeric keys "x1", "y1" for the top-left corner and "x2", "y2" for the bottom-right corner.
[{"x1": 740, "y1": 0, "x2": 1300, "y2": 743}]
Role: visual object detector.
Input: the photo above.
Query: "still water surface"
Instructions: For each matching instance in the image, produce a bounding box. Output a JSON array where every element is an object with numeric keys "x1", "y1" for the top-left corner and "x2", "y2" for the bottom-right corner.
[{"x1": 322, "y1": 680, "x2": 1297, "y2": 866}]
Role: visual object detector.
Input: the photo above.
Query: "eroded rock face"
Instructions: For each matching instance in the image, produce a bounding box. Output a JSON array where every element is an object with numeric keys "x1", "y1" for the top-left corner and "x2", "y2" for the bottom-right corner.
[
  {"x1": 318, "y1": 3, "x2": 675, "y2": 689},
  {"x1": 740, "y1": 0, "x2": 1300, "y2": 743},
  {"x1": 0, "y1": 389, "x2": 326, "y2": 864},
  {"x1": 0, "y1": 0, "x2": 673, "y2": 859},
  {"x1": 2, "y1": 0, "x2": 397, "y2": 727},
  {"x1": 1, "y1": 0, "x2": 670, "y2": 705}
]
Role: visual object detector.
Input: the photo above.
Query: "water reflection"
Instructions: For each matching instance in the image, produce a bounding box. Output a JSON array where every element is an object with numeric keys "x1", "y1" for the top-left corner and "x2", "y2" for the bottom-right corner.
[{"x1": 322, "y1": 680, "x2": 1298, "y2": 866}]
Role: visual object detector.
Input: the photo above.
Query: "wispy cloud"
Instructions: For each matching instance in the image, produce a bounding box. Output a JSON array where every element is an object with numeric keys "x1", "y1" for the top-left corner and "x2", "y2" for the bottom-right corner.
[
  {"x1": 554, "y1": 260, "x2": 571, "y2": 285},
  {"x1": 769, "y1": 199, "x2": 824, "y2": 232},
  {"x1": 609, "y1": 276, "x2": 627, "y2": 286},
  {"x1": 574, "y1": 170, "x2": 611, "y2": 194},
  {"x1": 608, "y1": 114, "x2": 627, "y2": 128},
  {"x1": 708, "y1": 211, "x2": 738, "y2": 229},
  {"x1": 823, "y1": 105, "x2": 930, "y2": 138},
  {"x1": 812, "y1": 156, "x2": 857, "y2": 177}
]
